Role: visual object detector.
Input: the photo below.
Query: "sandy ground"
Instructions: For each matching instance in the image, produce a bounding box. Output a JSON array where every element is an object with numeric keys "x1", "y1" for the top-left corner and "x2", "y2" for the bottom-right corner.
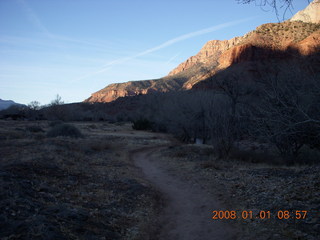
[{"x1": 133, "y1": 148, "x2": 238, "y2": 240}]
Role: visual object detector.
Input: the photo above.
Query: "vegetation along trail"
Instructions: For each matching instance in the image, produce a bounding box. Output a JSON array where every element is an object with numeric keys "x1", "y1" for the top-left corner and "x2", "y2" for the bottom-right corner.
[{"x1": 133, "y1": 147, "x2": 237, "y2": 240}]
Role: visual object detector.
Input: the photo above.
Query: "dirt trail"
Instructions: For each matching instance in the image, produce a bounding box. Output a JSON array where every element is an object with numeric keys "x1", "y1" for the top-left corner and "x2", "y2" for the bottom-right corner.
[{"x1": 133, "y1": 147, "x2": 237, "y2": 240}]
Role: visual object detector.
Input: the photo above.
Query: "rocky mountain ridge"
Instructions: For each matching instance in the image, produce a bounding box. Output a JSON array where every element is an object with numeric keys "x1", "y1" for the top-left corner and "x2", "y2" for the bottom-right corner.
[
  {"x1": 290, "y1": 0, "x2": 320, "y2": 23},
  {"x1": 85, "y1": 2, "x2": 320, "y2": 103},
  {"x1": 168, "y1": 37, "x2": 243, "y2": 76}
]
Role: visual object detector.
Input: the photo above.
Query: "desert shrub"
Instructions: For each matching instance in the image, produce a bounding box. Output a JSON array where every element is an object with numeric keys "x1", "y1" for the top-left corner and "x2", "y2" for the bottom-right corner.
[
  {"x1": 26, "y1": 126, "x2": 44, "y2": 133},
  {"x1": 88, "y1": 124, "x2": 98, "y2": 129},
  {"x1": 230, "y1": 148, "x2": 276, "y2": 164},
  {"x1": 89, "y1": 142, "x2": 110, "y2": 151},
  {"x1": 115, "y1": 122, "x2": 126, "y2": 126},
  {"x1": 0, "y1": 130, "x2": 26, "y2": 140},
  {"x1": 47, "y1": 123, "x2": 83, "y2": 138},
  {"x1": 48, "y1": 120, "x2": 64, "y2": 127},
  {"x1": 294, "y1": 146, "x2": 320, "y2": 165},
  {"x1": 0, "y1": 105, "x2": 28, "y2": 120},
  {"x1": 132, "y1": 119, "x2": 152, "y2": 130},
  {"x1": 151, "y1": 123, "x2": 167, "y2": 133}
]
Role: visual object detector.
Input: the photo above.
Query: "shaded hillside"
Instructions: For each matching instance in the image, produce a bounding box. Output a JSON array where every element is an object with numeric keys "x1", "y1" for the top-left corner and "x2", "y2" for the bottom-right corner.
[
  {"x1": 193, "y1": 51, "x2": 320, "y2": 94},
  {"x1": 194, "y1": 29, "x2": 320, "y2": 90},
  {"x1": 85, "y1": 19, "x2": 319, "y2": 103},
  {"x1": 0, "y1": 99, "x2": 24, "y2": 111}
]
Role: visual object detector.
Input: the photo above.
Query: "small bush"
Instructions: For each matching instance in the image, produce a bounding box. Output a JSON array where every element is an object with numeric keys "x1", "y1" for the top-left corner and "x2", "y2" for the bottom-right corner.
[
  {"x1": 132, "y1": 119, "x2": 152, "y2": 130},
  {"x1": 47, "y1": 123, "x2": 83, "y2": 138}
]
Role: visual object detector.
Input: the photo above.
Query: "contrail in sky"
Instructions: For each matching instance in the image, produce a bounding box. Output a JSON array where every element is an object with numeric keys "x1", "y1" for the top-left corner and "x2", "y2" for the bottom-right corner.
[
  {"x1": 16, "y1": 0, "x2": 254, "y2": 82},
  {"x1": 16, "y1": 0, "x2": 112, "y2": 50},
  {"x1": 77, "y1": 17, "x2": 254, "y2": 82}
]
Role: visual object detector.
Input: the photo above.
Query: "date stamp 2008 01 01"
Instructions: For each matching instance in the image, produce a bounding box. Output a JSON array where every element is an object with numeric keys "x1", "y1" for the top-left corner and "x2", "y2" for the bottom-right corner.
[{"x1": 212, "y1": 210, "x2": 308, "y2": 220}]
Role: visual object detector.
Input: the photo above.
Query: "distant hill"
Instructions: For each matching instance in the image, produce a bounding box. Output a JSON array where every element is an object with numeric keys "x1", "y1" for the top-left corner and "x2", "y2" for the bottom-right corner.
[
  {"x1": 0, "y1": 99, "x2": 24, "y2": 111},
  {"x1": 85, "y1": 1, "x2": 320, "y2": 103}
]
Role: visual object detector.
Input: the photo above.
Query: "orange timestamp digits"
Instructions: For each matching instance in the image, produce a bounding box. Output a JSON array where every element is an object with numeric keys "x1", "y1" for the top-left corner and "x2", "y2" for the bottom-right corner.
[
  {"x1": 277, "y1": 210, "x2": 307, "y2": 219},
  {"x1": 212, "y1": 210, "x2": 308, "y2": 220},
  {"x1": 212, "y1": 210, "x2": 238, "y2": 220}
]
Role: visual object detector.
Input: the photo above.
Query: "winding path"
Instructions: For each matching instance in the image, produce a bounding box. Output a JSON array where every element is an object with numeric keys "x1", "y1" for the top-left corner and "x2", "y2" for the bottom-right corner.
[{"x1": 133, "y1": 147, "x2": 237, "y2": 240}]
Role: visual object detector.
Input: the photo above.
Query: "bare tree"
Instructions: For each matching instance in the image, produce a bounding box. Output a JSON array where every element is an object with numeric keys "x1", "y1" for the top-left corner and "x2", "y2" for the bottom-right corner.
[
  {"x1": 49, "y1": 94, "x2": 64, "y2": 106},
  {"x1": 214, "y1": 73, "x2": 254, "y2": 119},
  {"x1": 26, "y1": 101, "x2": 42, "y2": 120},
  {"x1": 162, "y1": 91, "x2": 199, "y2": 142},
  {"x1": 45, "y1": 94, "x2": 67, "y2": 120},
  {"x1": 206, "y1": 93, "x2": 241, "y2": 158},
  {"x1": 236, "y1": 0, "x2": 311, "y2": 20},
  {"x1": 250, "y1": 62, "x2": 320, "y2": 164},
  {"x1": 28, "y1": 101, "x2": 41, "y2": 111},
  {"x1": 148, "y1": 90, "x2": 213, "y2": 143}
]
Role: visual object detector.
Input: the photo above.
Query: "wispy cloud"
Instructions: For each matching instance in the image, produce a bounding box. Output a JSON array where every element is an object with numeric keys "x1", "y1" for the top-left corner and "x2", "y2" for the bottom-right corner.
[
  {"x1": 76, "y1": 17, "x2": 254, "y2": 82},
  {"x1": 16, "y1": 0, "x2": 52, "y2": 37},
  {"x1": 15, "y1": 0, "x2": 116, "y2": 53}
]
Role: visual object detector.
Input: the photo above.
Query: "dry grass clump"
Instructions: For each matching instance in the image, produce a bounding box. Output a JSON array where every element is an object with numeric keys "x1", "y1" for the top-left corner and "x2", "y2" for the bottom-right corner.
[
  {"x1": 88, "y1": 141, "x2": 111, "y2": 151},
  {"x1": 229, "y1": 148, "x2": 276, "y2": 164},
  {"x1": 87, "y1": 123, "x2": 98, "y2": 129},
  {"x1": 0, "y1": 120, "x2": 162, "y2": 240},
  {"x1": 47, "y1": 123, "x2": 83, "y2": 138},
  {"x1": 199, "y1": 161, "x2": 223, "y2": 170},
  {"x1": 0, "y1": 129, "x2": 26, "y2": 140},
  {"x1": 25, "y1": 125, "x2": 44, "y2": 133},
  {"x1": 48, "y1": 120, "x2": 64, "y2": 127}
]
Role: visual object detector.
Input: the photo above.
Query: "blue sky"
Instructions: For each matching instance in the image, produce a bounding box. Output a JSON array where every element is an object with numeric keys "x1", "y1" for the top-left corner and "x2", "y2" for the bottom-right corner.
[{"x1": 0, "y1": 0, "x2": 310, "y2": 105}]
